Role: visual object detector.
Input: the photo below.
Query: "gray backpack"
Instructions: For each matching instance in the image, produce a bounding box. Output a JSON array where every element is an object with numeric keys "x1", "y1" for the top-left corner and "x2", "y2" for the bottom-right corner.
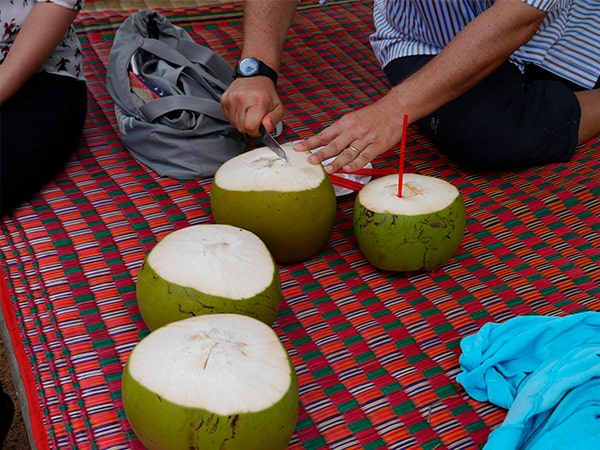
[{"x1": 107, "y1": 10, "x2": 245, "y2": 179}]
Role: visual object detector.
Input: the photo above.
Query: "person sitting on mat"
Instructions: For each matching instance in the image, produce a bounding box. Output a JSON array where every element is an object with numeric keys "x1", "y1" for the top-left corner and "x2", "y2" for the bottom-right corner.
[
  {"x1": 221, "y1": 0, "x2": 600, "y2": 174},
  {"x1": 0, "y1": 0, "x2": 87, "y2": 216}
]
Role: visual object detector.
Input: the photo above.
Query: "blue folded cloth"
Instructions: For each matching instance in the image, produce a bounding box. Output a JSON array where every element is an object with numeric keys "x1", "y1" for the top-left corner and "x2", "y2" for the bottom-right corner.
[{"x1": 457, "y1": 312, "x2": 600, "y2": 450}]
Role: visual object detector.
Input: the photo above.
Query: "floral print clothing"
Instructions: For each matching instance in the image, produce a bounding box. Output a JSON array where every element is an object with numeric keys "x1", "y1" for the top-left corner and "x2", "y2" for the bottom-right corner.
[{"x1": 1, "y1": 0, "x2": 85, "y2": 80}]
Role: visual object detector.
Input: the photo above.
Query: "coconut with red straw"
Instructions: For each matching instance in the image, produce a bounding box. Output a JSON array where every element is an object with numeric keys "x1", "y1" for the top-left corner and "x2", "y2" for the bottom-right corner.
[{"x1": 353, "y1": 115, "x2": 466, "y2": 271}]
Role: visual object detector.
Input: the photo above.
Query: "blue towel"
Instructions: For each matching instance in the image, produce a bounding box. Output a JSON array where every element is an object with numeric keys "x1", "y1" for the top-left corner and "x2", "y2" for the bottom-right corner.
[{"x1": 457, "y1": 312, "x2": 600, "y2": 450}]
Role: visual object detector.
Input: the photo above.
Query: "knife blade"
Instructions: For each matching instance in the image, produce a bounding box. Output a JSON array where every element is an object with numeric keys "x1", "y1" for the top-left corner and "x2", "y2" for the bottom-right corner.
[{"x1": 260, "y1": 125, "x2": 288, "y2": 161}]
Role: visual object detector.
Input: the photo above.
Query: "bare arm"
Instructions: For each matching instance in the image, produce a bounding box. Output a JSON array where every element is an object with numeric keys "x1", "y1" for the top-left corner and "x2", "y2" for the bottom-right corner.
[
  {"x1": 221, "y1": 0, "x2": 298, "y2": 135},
  {"x1": 0, "y1": 2, "x2": 78, "y2": 105},
  {"x1": 296, "y1": 0, "x2": 547, "y2": 173},
  {"x1": 240, "y1": 0, "x2": 298, "y2": 73}
]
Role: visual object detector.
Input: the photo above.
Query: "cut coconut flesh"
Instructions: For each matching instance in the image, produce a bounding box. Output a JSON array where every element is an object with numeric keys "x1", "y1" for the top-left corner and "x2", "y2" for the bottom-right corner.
[
  {"x1": 213, "y1": 145, "x2": 326, "y2": 192},
  {"x1": 128, "y1": 314, "x2": 293, "y2": 412},
  {"x1": 136, "y1": 224, "x2": 282, "y2": 330},
  {"x1": 358, "y1": 173, "x2": 461, "y2": 214},
  {"x1": 354, "y1": 173, "x2": 466, "y2": 272},
  {"x1": 123, "y1": 314, "x2": 299, "y2": 450},
  {"x1": 211, "y1": 145, "x2": 337, "y2": 264},
  {"x1": 146, "y1": 224, "x2": 274, "y2": 299}
]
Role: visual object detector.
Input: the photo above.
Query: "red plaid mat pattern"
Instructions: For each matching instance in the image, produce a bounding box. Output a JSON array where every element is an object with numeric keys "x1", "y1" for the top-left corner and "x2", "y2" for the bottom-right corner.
[{"x1": 1, "y1": 1, "x2": 599, "y2": 449}]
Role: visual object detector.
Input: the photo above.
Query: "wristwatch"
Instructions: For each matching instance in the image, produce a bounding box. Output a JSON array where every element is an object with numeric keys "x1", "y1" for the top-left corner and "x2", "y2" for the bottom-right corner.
[{"x1": 234, "y1": 57, "x2": 278, "y2": 85}]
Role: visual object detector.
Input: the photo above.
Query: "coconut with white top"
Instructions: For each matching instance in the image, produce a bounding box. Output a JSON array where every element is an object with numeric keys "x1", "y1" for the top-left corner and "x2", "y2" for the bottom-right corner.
[
  {"x1": 136, "y1": 224, "x2": 282, "y2": 330},
  {"x1": 211, "y1": 145, "x2": 337, "y2": 264},
  {"x1": 354, "y1": 173, "x2": 466, "y2": 272},
  {"x1": 122, "y1": 314, "x2": 299, "y2": 450}
]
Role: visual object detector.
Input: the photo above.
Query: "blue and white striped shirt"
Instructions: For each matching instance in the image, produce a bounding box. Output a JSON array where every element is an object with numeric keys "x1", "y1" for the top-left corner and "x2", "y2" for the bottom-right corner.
[{"x1": 370, "y1": 0, "x2": 600, "y2": 89}]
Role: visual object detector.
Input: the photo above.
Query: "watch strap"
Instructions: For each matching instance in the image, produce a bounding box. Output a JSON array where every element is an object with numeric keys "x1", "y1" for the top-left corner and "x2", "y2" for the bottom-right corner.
[{"x1": 234, "y1": 58, "x2": 278, "y2": 85}]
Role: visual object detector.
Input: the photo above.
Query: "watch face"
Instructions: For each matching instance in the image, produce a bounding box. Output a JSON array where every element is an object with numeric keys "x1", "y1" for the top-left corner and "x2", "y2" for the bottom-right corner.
[{"x1": 239, "y1": 58, "x2": 260, "y2": 76}]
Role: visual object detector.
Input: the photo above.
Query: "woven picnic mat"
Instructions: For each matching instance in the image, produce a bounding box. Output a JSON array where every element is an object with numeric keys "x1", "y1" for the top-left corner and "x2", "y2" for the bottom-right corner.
[{"x1": 1, "y1": 1, "x2": 599, "y2": 449}]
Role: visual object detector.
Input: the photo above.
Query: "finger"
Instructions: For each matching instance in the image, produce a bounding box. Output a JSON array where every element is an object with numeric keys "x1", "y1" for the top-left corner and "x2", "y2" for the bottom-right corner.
[
  {"x1": 341, "y1": 145, "x2": 378, "y2": 173},
  {"x1": 221, "y1": 95, "x2": 243, "y2": 132},
  {"x1": 323, "y1": 143, "x2": 376, "y2": 174},
  {"x1": 262, "y1": 108, "x2": 284, "y2": 134},
  {"x1": 244, "y1": 104, "x2": 274, "y2": 137},
  {"x1": 293, "y1": 126, "x2": 340, "y2": 153},
  {"x1": 221, "y1": 80, "x2": 250, "y2": 129},
  {"x1": 344, "y1": 144, "x2": 361, "y2": 159},
  {"x1": 320, "y1": 144, "x2": 358, "y2": 173},
  {"x1": 306, "y1": 139, "x2": 347, "y2": 167}
]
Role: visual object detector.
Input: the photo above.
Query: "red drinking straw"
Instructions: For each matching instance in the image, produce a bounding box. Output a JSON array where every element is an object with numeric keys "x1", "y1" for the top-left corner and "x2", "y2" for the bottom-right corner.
[{"x1": 398, "y1": 114, "x2": 409, "y2": 198}]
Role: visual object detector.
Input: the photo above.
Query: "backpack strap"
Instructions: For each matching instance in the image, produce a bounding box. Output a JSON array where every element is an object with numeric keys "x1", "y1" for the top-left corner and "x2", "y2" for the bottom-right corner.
[
  {"x1": 176, "y1": 39, "x2": 234, "y2": 82},
  {"x1": 141, "y1": 39, "x2": 230, "y2": 93},
  {"x1": 139, "y1": 95, "x2": 228, "y2": 123}
]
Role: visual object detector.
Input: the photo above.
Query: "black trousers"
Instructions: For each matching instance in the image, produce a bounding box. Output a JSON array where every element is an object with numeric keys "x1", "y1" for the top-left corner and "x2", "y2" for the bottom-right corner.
[
  {"x1": 1, "y1": 72, "x2": 87, "y2": 216},
  {"x1": 384, "y1": 57, "x2": 589, "y2": 170}
]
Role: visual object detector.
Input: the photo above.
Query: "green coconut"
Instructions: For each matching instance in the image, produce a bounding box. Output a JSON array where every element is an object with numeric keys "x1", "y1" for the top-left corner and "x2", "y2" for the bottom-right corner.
[
  {"x1": 136, "y1": 224, "x2": 281, "y2": 330},
  {"x1": 211, "y1": 144, "x2": 337, "y2": 264},
  {"x1": 353, "y1": 173, "x2": 466, "y2": 272},
  {"x1": 122, "y1": 314, "x2": 299, "y2": 450}
]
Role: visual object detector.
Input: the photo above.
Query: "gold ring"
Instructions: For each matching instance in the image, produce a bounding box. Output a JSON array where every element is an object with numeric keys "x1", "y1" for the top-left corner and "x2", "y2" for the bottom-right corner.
[{"x1": 348, "y1": 145, "x2": 360, "y2": 153}]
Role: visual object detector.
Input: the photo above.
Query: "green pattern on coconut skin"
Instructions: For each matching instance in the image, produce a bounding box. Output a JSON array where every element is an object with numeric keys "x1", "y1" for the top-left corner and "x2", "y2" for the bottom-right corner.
[
  {"x1": 211, "y1": 179, "x2": 336, "y2": 264},
  {"x1": 136, "y1": 261, "x2": 282, "y2": 330},
  {"x1": 122, "y1": 357, "x2": 299, "y2": 450},
  {"x1": 353, "y1": 195, "x2": 466, "y2": 272}
]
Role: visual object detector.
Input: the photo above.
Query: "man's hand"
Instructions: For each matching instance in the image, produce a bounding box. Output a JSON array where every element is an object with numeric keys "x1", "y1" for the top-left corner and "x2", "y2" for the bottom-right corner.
[
  {"x1": 294, "y1": 96, "x2": 406, "y2": 173},
  {"x1": 221, "y1": 76, "x2": 283, "y2": 136}
]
